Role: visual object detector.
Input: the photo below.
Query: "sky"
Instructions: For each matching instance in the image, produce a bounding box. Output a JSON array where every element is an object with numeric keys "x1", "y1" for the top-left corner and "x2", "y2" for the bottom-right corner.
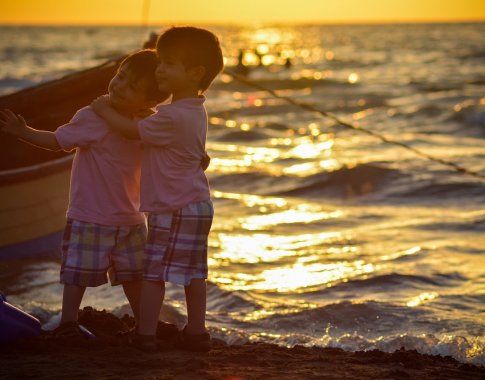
[{"x1": 1, "y1": 0, "x2": 484, "y2": 25}]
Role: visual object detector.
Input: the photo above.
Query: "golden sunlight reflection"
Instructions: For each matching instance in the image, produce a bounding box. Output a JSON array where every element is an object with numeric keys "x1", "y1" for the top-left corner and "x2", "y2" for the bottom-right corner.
[
  {"x1": 257, "y1": 259, "x2": 376, "y2": 292},
  {"x1": 212, "y1": 191, "x2": 287, "y2": 207},
  {"x1": 211, "y1": 158, "x2": 253, "y2": 170},
  {"x1": 209, "y1": 143, "x2": 281, "y2": 159},
  {"x1": 406, "y1": 292, "x2": 439, "y2": 307},
  {"x1": 207, "y1": 144, "x2": 284, "y2": 174},
  {"x1": 289, "y1": 140, "x2": 334, "y2": 159},
  {"x1": 213, "y1": 230, "x2": 344, "y2": 265},
  {"x1": 223, "y1": 27, "x2": 300, "y2": 68},
  {"x1": 207, "y1": 134, "x2": 337, "y2": 174},
  {"x1": 211, "y1": 234, "x2": 297, "y2": 264},
  {"x1": 380, "y1": 246, "x2": 421, "y2": 261},
  {"x1": 242, "y1": 303, "x2": 317, "y2": 322},
  {"x1": 283, "y1": 159, "x2": 340, "y2": 176},
  {"x1": 241, "y1": 206, "x2": 343, "y2": 230},
  {"x1": 211, "y1": 257, "x2": 376, "y2": 293},
  {"x1": 261, "y1": 55, "x2": 276, "y2": 66},
  {"x1": 348, "y1": 73, "x2": 360, "y2": 84}
]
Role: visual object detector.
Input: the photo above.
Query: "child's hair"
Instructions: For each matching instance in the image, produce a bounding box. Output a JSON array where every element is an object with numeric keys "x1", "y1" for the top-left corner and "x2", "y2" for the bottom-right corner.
[
  {"x1": 156, "y1": 27, "x2": 224, "y2": 92},
  {"x1": 119, "y1": 49, "x2": 169, "y2": 102}
]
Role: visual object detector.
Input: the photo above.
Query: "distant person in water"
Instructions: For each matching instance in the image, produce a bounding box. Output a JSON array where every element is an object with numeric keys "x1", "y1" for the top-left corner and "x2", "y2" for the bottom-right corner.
[
  {"x1": 143, "y1": 32, "x2": 159, "y2": 49},
  {"x1": 234, "y1": 49, "x2": 250, "y2": 76},
  {"x1": 91, "y1": 26, "x2": 223, "y2": 352},
  {"x1": 284, "y1": 57, "x2": 292, "y2": 69},
  {"x1": 0, "y1": 50, "x2": 171, "y2": 338}
]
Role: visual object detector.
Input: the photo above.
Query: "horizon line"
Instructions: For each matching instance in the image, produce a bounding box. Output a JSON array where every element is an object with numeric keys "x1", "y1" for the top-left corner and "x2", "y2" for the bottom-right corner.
[{"x1": 0, "y1": 18, "x2": 484, "y2": 27}]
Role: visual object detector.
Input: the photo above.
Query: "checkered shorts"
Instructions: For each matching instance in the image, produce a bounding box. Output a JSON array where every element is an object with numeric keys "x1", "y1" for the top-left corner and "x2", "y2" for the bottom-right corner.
[
  {"x1": 144, "y1": 200, "x2": 213, "y2": 286},
  {"x1": 60, "y1": 219, "x2": 146, "y2": 287}
]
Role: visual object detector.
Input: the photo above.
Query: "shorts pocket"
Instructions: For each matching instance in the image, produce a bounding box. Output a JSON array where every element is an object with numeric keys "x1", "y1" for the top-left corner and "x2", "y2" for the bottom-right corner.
[{"x1": 146, "y1": 213, "x2": 173, "y2": 257}]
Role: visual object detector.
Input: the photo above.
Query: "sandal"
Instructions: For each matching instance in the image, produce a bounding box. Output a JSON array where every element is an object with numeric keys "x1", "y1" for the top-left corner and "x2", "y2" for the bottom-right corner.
[
  {"x1": 156, "y1": 321, "x2": 179, "y2": 340},
  {"x1": 116, "y1": 326, "x2": 136, "y2": 338},
  {"x1": 175, "y1": 326, "x2": 212, "y2": 352},
  {"x1": 117, "y1": 321, "x2": 179, "y2": 341},
  {"x1": 52, "y1": 321, "x2": 94, "y2": 339}
]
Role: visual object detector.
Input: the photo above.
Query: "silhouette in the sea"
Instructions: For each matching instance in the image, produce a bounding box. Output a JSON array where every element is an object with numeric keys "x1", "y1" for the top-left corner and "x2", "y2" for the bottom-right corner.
[
  {"x1": 143, "y1": 32, "x2": 158, "y2": 49},
  {"x1": 232, "y1": 49, "x2": 292, "y2": 76},
  {"x1": 234, "y1": 49, "x2": 250, "y2": 76},
  {"x1": 284, "y1": 57, "x2": 292, "y2": 69}
]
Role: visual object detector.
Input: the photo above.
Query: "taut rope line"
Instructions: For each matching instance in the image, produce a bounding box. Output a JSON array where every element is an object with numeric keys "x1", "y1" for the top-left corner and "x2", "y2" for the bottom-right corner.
[{"x1": 223, "y1": 69, "x2": 485, "y2": 181}]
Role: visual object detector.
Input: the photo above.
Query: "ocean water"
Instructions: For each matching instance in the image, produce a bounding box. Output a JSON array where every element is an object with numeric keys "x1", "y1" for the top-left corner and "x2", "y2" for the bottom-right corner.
[{"x1": 0, "y1": 23, "x2": 484, "y2": 364}]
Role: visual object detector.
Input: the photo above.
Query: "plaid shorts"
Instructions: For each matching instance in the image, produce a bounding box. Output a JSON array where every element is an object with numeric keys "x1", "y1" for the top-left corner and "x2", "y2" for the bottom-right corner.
[
  {"x1": 60, "y1": 219, "x2": 146, "y2": 287},
  {"x1": 144, "y1": 200, "x2": 213, "y2": 286}
]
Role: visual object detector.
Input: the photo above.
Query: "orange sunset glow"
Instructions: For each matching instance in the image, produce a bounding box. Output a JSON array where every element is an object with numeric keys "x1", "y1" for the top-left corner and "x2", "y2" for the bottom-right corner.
[{"x1": 1, "y1": 0, "x2": 484, "y2": 25}]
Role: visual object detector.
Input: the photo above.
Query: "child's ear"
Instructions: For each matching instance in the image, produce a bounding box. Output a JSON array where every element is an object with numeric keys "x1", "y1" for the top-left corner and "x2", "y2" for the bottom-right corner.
[
  {"x1": 188, "y1": 65, "x2": 206, "y2": 82},
  {"x1": 146, "y1": 99, "x2": 158, "y2": 108}
]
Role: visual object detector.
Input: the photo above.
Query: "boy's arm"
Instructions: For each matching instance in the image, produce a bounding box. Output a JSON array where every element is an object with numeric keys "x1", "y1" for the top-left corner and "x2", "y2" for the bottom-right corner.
[
  {"x1": 0, "y1": 109, "x2": 61, "y2": 151},
  {"x1": 91, "y1": 95, "x2": 140, "y2": 139}
]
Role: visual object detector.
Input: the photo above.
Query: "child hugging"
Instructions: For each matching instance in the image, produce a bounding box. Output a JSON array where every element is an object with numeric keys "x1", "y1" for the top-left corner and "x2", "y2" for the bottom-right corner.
[
  {"x1": 91, "y1": 26, "x2": 224, "y2": 352},
  {"x1": 0, "y1": 50, "x2": 169, "y2": 337}
]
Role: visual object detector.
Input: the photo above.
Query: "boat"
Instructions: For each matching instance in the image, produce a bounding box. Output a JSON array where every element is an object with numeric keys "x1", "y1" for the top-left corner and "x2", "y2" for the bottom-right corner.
[{"x1": 0, "y1": 55, "x2": 126, "y2": 259}]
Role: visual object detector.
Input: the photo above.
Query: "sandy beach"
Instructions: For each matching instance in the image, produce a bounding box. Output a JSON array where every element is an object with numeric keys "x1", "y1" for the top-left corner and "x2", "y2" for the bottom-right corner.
[{"x1": 1, "y1": 307, "x2": 483, "y2": 380}]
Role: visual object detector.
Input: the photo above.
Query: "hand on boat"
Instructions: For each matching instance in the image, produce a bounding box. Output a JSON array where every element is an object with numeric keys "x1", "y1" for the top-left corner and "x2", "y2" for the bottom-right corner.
[
  {"x1": 90, "y1": 94, "x2": 111, "y2": 115},
  {"x1": 0, "y1": 109, "x2": 29, "y2": 138}
]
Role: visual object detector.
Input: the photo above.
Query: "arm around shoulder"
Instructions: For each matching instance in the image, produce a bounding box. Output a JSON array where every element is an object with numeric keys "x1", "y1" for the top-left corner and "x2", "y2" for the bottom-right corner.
[{"x1": 90, "y1": 95, "x2": 140, "y2": 139}]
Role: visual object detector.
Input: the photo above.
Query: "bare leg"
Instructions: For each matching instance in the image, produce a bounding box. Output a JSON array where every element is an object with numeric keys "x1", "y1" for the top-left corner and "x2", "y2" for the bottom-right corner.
[
  {"x1": 184, "y1": 278, "x2": 207, "y2": 334},
  {"x1": 60, "y1": 284, "x2": 85, "y2": 324},
  {"x1": 137, "y1": 280, "x2": 165, "y2": 336},
  {"x1": 122, "y1": 280, "x2": 142, "y2": 325}
]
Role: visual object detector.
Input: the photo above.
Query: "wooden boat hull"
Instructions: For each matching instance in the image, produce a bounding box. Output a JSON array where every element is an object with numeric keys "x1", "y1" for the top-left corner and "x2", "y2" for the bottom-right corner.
[
  {"x1": 0, "y1": 56, "x2": 124, "y2": 259},
  {"x1": 0, "y1": 156, "x2": 72, "y2": 259}
]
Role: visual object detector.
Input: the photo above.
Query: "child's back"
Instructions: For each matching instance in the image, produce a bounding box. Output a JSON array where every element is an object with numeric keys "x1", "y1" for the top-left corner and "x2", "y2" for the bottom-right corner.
[{"x1": 139, "y1": 97, "x2": 209, "y2": 212}]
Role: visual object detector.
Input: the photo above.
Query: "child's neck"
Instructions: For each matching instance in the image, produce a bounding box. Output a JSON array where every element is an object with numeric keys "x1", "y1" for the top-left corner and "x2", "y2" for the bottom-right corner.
[{"x1": 171, "y1": 88, "x2": 200, "y2": 102}]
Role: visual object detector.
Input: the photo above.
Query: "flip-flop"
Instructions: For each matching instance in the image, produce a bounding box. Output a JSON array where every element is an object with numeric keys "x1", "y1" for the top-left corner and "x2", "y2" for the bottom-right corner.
[
  {"x1": 156, "y1": 321, "x2": 179, "y2": 340},
  {"x1": 175, "y1": 326, "x2": 212, "y2": 352},
  {"x1": 51, "y1": 321, "x2": 85, "y2": 338},
  {"x1": 117, "y1": 321, "x2": 179, "y2": 340}
]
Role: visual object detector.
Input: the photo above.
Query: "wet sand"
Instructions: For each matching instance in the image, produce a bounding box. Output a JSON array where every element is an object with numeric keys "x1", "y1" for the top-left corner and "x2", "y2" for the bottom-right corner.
[{"x1": 1, "y1": 308, "x2": 483, "y2": 380}]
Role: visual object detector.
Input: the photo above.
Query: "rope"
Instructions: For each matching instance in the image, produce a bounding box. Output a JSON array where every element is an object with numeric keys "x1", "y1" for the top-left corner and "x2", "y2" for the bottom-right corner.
[
  {"x1": 141, "y1": 0, "x2": 151, "y2": 27},
  {"x1": 223, "y1": 69, "x2": 485, "y2": 181}
]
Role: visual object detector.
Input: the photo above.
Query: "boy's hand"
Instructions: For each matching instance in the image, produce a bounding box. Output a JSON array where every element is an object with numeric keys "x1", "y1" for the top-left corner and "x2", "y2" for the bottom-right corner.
[
  {"x1": 0, "y1": 109, "x2": 29, "y2": 138},
  {"x1": 91, "y1": 95, "x2": 111, "y2": 115},
  {"x1": 135, "y1": 108, "x2": 156, "y2": 118},
  {"x1": 201, "y1": 152, "x2": 211, "y2": 171}
]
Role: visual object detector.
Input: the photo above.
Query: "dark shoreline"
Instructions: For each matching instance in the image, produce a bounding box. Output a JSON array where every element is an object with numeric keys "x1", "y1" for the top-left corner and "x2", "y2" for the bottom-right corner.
[{"x1": 1, "y1": 307, "x2": 483, "y2": 380}]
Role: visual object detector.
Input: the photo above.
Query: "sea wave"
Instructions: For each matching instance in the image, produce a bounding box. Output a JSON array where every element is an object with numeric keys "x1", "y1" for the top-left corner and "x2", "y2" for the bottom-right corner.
[
  {"x1": 276, "y1": 164, "x2": 401, "y2": 198},
  {"x1": 206, "y1": 300, "x2": 485, "y2": 365},
  {"x1": 395, "y1": 181, "x2": 485, "y2": 198}
]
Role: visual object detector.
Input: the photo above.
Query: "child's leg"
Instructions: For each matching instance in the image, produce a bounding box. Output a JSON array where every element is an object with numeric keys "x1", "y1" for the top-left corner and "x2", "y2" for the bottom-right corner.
[
  {"x1": 111, "y1": 223, "x2": 147, "y2": 326},
  {"x1": 184, "y1": 278, "x2": 207, "y2": 334},
  {"x1": 137, "y1": 280, "x2": 165, "y2": 336},
  {"x1": 60, "y1": 284, "x2": 86, "y2": 324},
  {"x1": 122, "y1": 280, "x2": 142, "y2": 324}
]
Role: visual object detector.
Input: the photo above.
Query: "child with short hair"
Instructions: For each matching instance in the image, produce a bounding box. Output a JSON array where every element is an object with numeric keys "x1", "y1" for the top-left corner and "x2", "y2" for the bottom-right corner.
[
  {"x1": 0, "y1": 50, "x2": 170, "y2": 337},
  {"x1": 91, "y1": 26, "x2": 224, "y2": 351}
]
